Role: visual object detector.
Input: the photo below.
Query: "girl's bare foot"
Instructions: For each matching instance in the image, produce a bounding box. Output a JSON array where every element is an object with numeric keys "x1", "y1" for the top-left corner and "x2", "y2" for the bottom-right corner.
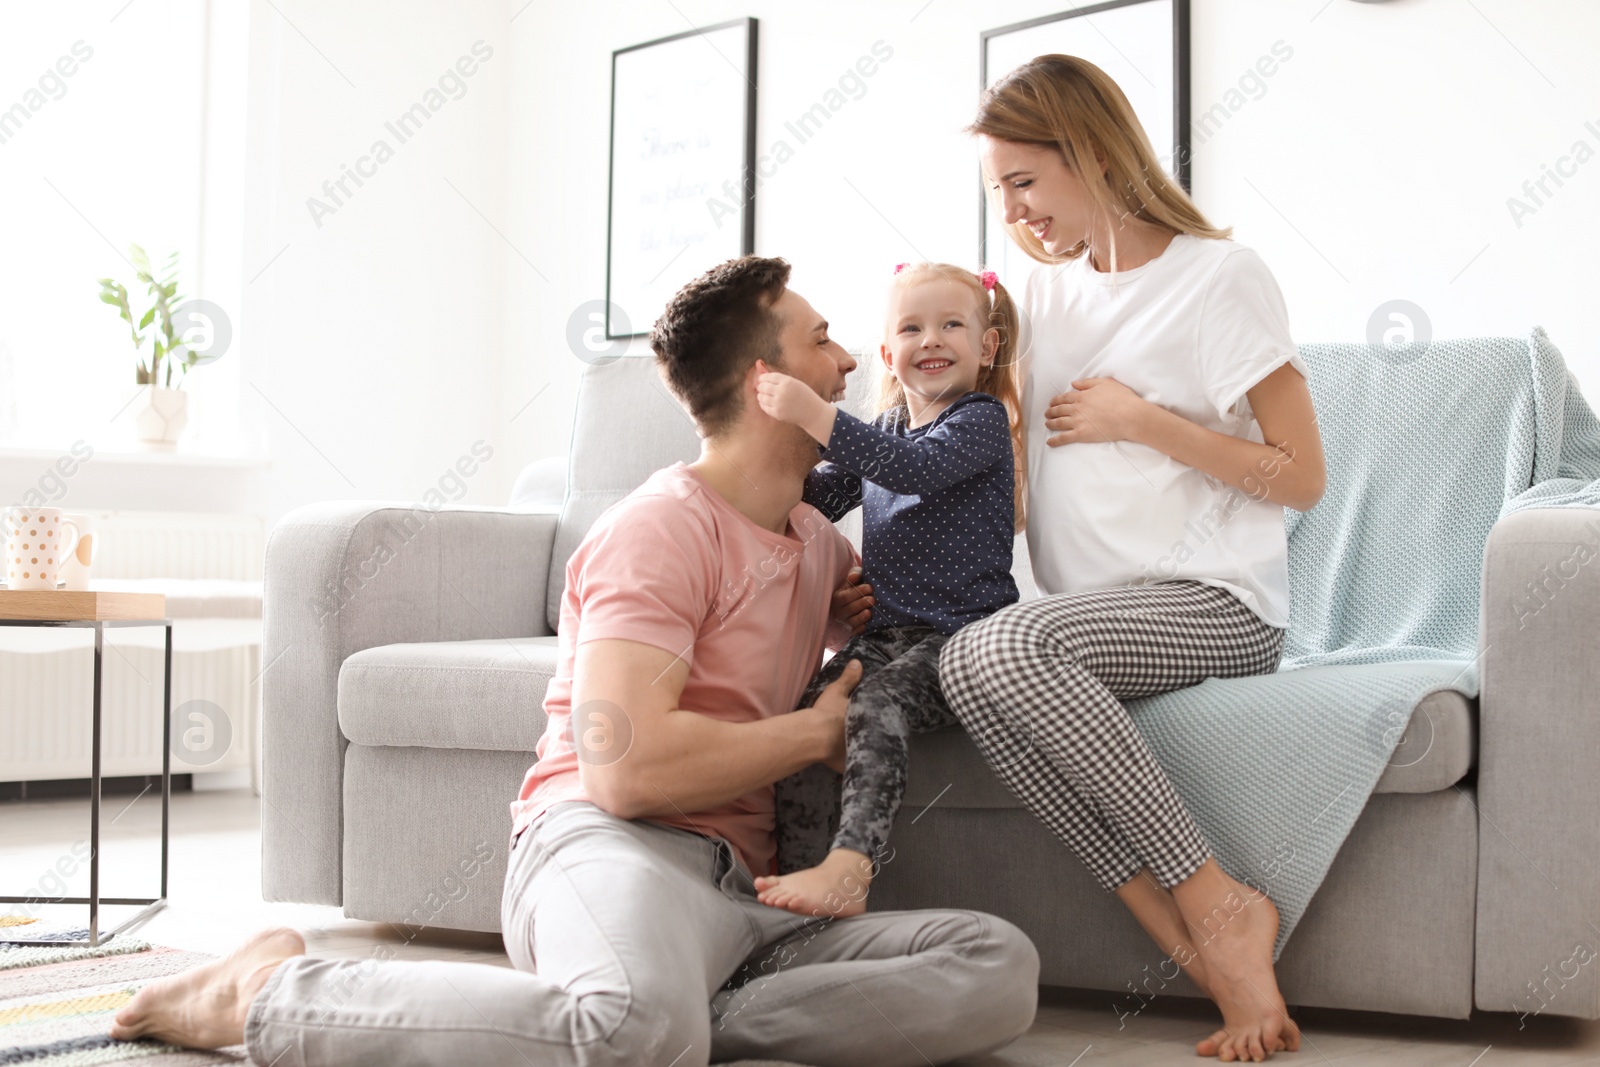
[
  {"x1": 110, "y1": 927, "x2": 305, "y2": 1049},
  {"x1": 753, "y1": 848, "x2": 875, "y2": 918},
  {"x1": 1172, "y1": 861, "x2": 1300, "y2": 1062}
]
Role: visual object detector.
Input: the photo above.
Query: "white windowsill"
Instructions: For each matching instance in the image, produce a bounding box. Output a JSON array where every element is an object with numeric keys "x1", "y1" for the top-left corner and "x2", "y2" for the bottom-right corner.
[{"x1": 0, "y1": 445, "x2": 269, "y2": 469}]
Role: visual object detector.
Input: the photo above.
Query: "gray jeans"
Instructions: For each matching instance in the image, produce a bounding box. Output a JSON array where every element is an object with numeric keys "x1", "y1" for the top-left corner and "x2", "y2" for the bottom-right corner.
[
  {"x1": 775, "y1": 626, "x2": 956, "y2": 873},
  {"x1": 244, "y1": 801, "x2": 1039, "y2": 1067}
]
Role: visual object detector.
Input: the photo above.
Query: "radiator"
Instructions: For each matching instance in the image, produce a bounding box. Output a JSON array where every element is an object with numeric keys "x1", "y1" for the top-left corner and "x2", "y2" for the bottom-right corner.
[
  {"x1": 0, "y1": 511, "x2": 264, "y2": 785},
  {"x1": 81, "y1": 511, "x2": 265, "y2": 581},
  {"x1": 0, "y1": 626, "x2": 260, "y2": 781}
]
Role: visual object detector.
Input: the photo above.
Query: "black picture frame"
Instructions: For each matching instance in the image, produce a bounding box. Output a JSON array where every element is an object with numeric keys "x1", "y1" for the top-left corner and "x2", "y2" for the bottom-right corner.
[
  {"x1": 978, "y1": 0, "x2": 1190, "y2": 270},
  {"x1": 605, "y1": 17, "x2": 758, "y2": 340}
]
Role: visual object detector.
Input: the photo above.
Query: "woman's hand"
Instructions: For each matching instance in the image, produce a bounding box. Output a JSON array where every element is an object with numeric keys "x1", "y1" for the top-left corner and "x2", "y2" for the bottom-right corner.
[
  {"x1": 756, "y1": 365, "x2": 836, "y2": 445},
  {"x1": 1043, "y1": 377, "x2": 1152, "y2": 447},
  {"x1": 1045, "y1": 362, "x2": 1327, "y2": 510}
]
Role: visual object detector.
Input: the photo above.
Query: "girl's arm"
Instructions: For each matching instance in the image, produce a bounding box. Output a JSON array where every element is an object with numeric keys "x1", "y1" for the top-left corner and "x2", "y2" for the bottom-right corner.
[
  {"x1": 1044, "y1": 362, "x2": 1326, "y2": 511},
  {"x1": 804, "y1": 462, "x2": 864, "y2": 522},
  {"x1": 759, "y1": 370, "x2": 1012, "y2": 496}
]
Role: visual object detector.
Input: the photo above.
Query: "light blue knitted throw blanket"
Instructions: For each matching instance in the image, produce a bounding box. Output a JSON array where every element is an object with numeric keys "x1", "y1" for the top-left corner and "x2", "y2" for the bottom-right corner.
[{"x1": 1125, "y1": 328, "x2": 1600, "y2": 956}]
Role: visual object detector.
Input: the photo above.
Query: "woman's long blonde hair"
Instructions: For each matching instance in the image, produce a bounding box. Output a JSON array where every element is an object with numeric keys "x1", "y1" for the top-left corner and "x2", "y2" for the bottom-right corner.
[
  {"x1": 969, "y1": 54, "x2": 1230, "y2": 272},
  {"x1": 876, "y1": 262, "x2": 1026, "y2": 532}
]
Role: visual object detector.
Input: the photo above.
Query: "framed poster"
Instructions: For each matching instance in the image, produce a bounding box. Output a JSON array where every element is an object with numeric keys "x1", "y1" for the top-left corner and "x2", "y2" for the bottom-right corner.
[
  {"x1": 606, "y1": 18, "x2": 758, "y2": 340},
  {"x1": 979, "y1": 0, "x2": 1189, "y2": 276}
]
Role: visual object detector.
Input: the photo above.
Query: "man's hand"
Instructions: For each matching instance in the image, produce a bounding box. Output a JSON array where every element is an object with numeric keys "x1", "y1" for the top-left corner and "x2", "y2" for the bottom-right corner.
[
  {"x1": 573, "y1": 639, "x2": 856, "y2": 819},
  {"x1": 1044, "y1": 377, "x2": 1152, "y2": 447},
  {"x1": 756, "y1": 362, "x2": 837, "y2": 445},
  {"x1": 806, "y1": 659, "x2": 862, "y2": 774},
  {"x1": 829, "y1": 568, "x2": 874, "y2": 637}
]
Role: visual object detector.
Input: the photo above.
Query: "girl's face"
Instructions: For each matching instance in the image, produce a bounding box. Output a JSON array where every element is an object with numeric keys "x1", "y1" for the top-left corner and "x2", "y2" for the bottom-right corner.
[
  {"x1": 882, "y1": 278, "x2": 998, "y2": 411},
  {"x1": 978, "y1": 135, "x2": 1101, "y2": 256}
]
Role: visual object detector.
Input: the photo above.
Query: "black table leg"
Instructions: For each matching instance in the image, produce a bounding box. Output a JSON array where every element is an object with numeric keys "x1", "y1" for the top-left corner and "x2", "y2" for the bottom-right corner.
[
  {"x1": 0, "y1": 618, "x2": 172, "y2": 948},
  {"x1": 89, "y1": 621, "x2": 102, "y2": 946},
  {"x1": 161, "y1": 622, "x2": 171, "y2": 903}
]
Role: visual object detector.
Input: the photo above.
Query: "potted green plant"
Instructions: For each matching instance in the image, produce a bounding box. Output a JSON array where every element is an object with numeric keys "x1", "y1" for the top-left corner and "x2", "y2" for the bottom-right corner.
[{"x1": 98, "y1": 244, "x2": 204, "y2": 449}]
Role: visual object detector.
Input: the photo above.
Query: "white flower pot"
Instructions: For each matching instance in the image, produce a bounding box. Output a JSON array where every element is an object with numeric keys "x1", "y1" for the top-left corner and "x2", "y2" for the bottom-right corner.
[{"x1": 133, "y1": 385, "x2": 188, "y2": 449}]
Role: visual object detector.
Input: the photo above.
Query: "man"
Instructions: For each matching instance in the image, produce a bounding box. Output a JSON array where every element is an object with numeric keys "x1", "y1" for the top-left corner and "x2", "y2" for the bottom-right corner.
[{"x1": 110, "y1": 256, "x2": 1040, "y2": 1067}]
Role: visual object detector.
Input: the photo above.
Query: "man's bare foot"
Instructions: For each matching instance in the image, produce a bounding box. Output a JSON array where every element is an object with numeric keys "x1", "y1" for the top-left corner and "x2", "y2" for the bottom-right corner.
[
  {"x1": 752, "y1": 848, "x2": 875, "y2": 918},
  {"x1": 1173, "y1": 862, "x2": 1300, "y2": 1062},
  {"x1": 110, "y1": 927, "x2": 305, "y2": 1049}
]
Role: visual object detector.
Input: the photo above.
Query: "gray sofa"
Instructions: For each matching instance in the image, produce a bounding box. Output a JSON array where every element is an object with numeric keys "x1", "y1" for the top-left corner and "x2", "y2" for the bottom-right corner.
[{"x1": 262, "y1": 354, "x2": 1600, "y2": 1023}]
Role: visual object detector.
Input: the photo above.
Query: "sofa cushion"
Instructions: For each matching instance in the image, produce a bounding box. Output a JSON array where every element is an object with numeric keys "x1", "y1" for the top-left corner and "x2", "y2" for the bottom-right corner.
[
  {"x1": 338, "y1": 637, "x2": 556, "y2": 751},
  {"x1": 902, "y1": 685, "x2": 1477, "y2": 810},
  {"x1": 339, "y1": 635, "x2": 1475, "y2": 800},
  {"x1": 1371, "y1": 688, "x2": 1476, "y2": 793}
]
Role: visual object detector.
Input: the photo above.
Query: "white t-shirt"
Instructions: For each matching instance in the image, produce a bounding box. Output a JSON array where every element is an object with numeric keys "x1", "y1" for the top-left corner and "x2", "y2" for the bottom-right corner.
[{"x1": 1019, "y1": 233, "x2": 1308, "y2": 628}]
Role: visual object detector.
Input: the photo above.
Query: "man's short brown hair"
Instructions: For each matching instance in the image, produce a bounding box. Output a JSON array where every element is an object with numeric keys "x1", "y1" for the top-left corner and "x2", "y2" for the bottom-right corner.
[{"x1": 650, "y1": 255, "x2": 791, "y2": 436}]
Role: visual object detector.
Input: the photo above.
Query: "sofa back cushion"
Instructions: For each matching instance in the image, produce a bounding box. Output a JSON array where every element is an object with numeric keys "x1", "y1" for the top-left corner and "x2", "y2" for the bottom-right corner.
[
  {"x1": 547, "y1": 357, "x2": 701, "y2": 632},
  {"x1": 550, "y1": 354, "x2": 1040, "y2": 629}
]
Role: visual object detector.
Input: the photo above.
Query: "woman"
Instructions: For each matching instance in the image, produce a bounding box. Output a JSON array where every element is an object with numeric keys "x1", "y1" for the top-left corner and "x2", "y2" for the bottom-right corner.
[{"x1": 940, "y1": 55, "x2": 1326, "y2": 1064}]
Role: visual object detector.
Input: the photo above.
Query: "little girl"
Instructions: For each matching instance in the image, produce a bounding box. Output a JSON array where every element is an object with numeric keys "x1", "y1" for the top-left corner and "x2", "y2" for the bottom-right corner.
[{"x1": 751, "y1": 261, "x2": 1025, "y2": 918}]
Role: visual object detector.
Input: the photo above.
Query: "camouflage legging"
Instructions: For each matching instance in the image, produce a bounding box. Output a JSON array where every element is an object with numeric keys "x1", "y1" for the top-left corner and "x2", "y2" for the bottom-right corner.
[{"x1": 774, "y1": 626, "x2": 956, "y2": 874}]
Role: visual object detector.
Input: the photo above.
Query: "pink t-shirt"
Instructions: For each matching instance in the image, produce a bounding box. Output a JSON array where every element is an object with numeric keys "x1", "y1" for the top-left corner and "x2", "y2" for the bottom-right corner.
[{"x1": 508, "y1": 462, "x2": 858, "y2": 876}]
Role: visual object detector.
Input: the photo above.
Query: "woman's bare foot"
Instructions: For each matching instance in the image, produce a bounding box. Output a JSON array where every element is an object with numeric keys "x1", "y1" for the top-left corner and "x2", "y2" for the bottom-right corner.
[
  {"x1": 1172, "y1": 862, "x2": 1300, "y2": 1062},
  {"x1": 753, "y1": 848, "x2": 875, "y2": 918},
  {"x1": 110, "y1": 927, "x2": 305, "y2": 1049},
  {"x1": 1113, "y1": 868, "x2": 1233, "y2": 1054},
  {"x1": 1115, "y1": 869, "x2": 1213, "y2": 992}
]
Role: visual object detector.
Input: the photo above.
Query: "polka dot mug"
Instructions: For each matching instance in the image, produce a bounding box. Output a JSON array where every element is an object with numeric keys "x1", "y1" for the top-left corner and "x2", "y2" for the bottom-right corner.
[{"x1": 4, "y1": 507, "x2": 83, "y2": 591}]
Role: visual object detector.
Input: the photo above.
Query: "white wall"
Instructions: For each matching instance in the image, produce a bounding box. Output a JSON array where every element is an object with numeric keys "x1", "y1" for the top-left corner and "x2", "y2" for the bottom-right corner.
[
  {"x1": 499, "y1": 0, "x2": 1600, "y2": 484},
  {"x1": 10, "y1": 0, "x2": 1593, "y2": 526},
  {"x1": 240, "y1": 0, "x2": 511, "y2": 525},
  {"x1": 1, "y1": 0, "x2": 515, "y2": 528}
]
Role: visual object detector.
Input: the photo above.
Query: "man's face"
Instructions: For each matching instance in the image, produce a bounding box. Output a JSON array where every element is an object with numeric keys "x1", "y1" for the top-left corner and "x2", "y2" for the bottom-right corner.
[{"x1": 770, "y1": 288, "x2": 856, "y2": 403}]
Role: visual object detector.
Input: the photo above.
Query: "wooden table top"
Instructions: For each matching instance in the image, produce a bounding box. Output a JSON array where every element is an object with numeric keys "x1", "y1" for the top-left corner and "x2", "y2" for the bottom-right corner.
[{"x1": 0, "y1": 589, "x2": 167, "y2": 621}]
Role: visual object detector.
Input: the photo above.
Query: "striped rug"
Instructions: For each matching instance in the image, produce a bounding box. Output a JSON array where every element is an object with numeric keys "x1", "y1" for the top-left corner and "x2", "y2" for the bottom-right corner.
[
  {"x1": 1, "y1": 919, "x2": 244, "y2": 1065},
  {"x1": 1, "y1": 920, "x2": 813, "y2": 1066}
]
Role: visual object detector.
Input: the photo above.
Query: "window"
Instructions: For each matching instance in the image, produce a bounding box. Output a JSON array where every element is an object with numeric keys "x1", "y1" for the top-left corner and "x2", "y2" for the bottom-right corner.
[{"x1": 0, "y1": 0, "x2": 248, "y2": 456}]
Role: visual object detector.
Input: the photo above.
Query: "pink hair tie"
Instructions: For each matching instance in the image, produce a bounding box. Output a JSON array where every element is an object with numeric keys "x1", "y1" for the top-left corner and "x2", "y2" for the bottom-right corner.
[
  {"x1": 893, "y1": 262, "x2": 910, "y2": 275},
  {"x1": 979, "y1": 270, "x2": 998, "y2": 291}
]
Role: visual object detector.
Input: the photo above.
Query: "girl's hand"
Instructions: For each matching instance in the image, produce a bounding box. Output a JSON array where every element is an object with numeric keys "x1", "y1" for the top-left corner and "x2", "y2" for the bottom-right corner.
[
  {"x1": 756, "y1": 369, "x2": 825, "y2": 424},
  {"x1": 1044, "y1": 377, "x2": 1151, "y2": 447},
  {"x1": 829, "y1": 567, "x2": 874, "y2": 637},
  {"x1": 756, "y1": 363, "x2": 837, "y2": 445}
]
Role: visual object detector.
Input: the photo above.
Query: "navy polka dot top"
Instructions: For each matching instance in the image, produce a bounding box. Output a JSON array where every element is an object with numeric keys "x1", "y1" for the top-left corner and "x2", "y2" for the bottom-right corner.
[{"x1": 803, "y1": 390, "x2": 1018, "y2": 636}]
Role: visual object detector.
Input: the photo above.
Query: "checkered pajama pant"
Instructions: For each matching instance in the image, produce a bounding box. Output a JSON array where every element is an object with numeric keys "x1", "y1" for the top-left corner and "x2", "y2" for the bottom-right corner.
[{"x1": 938, "y1": 580, "x2": 1286, "y2": 891}]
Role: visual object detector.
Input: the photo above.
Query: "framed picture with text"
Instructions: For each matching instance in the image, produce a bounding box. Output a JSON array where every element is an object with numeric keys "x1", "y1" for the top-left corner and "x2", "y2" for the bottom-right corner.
[
  {"x1": 979, "y1": 0, "x2": 1189, "y2": 276},
  {"x1": 606, "y1": 18, "x2": 758, "y2": 340}
]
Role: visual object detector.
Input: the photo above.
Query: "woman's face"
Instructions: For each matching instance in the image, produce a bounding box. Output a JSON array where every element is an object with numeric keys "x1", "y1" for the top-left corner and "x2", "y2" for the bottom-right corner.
[{"x1": 978, "y1": 136, "x2": 1100, "y2": 256}]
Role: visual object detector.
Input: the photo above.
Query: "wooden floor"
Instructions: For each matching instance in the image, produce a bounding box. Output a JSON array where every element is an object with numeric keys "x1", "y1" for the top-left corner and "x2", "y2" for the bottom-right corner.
[{"x1": 4, "y1": 787, "x2": 1600, "y2": 1065}]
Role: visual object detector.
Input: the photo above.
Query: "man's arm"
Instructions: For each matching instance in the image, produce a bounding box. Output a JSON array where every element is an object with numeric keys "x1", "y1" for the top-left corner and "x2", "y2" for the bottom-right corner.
[{"x1": 574, "y1": 637, "x2": 861, "y2": 820}]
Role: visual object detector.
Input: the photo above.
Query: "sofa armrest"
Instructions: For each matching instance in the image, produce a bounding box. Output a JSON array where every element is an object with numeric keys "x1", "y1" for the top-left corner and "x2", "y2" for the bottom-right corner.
[
  {"x1": 260, "y1": 501, "x2": 560, "y2": 906},
  {"x1": 1475, "y1": 507, "x2": 1600, "y2": 1019}
]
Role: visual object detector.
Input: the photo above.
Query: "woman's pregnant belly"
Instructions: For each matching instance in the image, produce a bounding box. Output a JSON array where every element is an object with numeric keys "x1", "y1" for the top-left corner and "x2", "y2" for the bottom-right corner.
[{"x1": 1027, "y1": 439, "x2": 1237, "y2": 597}]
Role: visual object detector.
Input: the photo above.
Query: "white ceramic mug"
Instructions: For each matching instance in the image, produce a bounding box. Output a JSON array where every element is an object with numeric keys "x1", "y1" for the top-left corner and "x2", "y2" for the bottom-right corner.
[
  {"x1": 4, "y1": 506, "x2": 82, "y2": 591},
  {"x1": 57, "y1": 512, "x2": 97, "y2": 591}
]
